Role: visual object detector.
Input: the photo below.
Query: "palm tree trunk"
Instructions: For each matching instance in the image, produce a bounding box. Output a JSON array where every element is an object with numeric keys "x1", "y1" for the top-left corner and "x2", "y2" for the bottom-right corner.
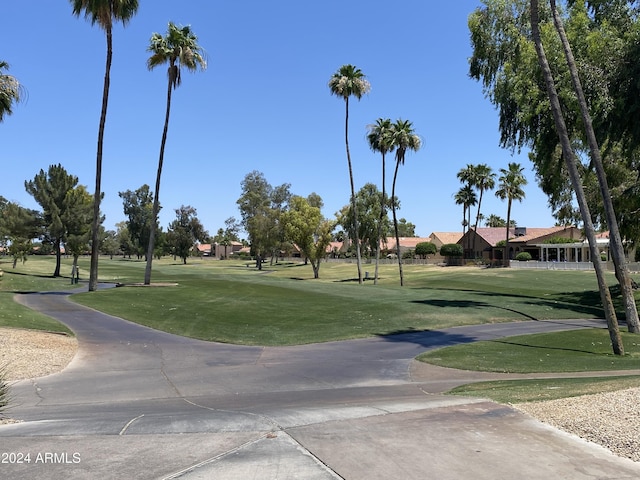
[
  {"x1": 144, "y1": 78, "x2": 173, "y2": 285},
  {"x1": 472, "y1": 190, "x2": 484, "y2": 259},
  {"x1": 392, "y1": 160, "x2": 404, "y2": 286},
  {"x1": 345, "y1": 98, "x2": 363, "y2": 284},
  {"x1": 531, "y1": 0, "x2": 623, "y2": 354},
  {"x1": 549, "y1": 0, "x2": 639, "y2": 333},
  {"x1": 88, "y1": 24, "x2": 113, "y2": 292},
  {"x1": 504, "y1": 199, "x2": 512, "y2": 267},
  {"x1": 374, "y1": 152, "x2": 386, "y2": 285}
]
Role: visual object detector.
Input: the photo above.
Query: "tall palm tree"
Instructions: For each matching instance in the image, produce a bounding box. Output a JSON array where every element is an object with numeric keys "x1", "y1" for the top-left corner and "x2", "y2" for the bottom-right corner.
[
  {"x1": 531, "y1": 0, "x2": 624, "y2": 354},
  {"x1": 495, "y1": 162, "x2": 527, "y2": 266},
  {"x1": 0, "y1": 61, "x2": 24, "y2": 122},
  {"x1": 548, "y1": 0, "x2": 638, "y2": 334},
  {"x1": 470, "y1": 164, "x2": 496, "y2": 259},
  {"x1": 70, "y1": 0, "x2": 139, "y2": 292},
  {"x1": 454, "y1": 185, "x2": 477, "y2": 240},
  {"x1": 329, "y1": 64, "x2": 371, "y2": 285},
  {"x1": 390, "y1": 119, "x2": 421, "y2": 287},
  {"x1": 367, "y1": 118, "x2": 394, "y2": 285},
  {"x1": 456, "y1": 164, "x2": 477, "y2": 257},
  {"x1": 144, "y1": 22, "x2": 206, "y2": 285}
]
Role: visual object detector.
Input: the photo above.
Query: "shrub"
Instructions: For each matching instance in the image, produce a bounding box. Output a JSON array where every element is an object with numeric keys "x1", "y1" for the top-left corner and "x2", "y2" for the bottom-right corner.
[
  {"x1": 440, "y1": 243, "x2": 463, "y2": 257},
  {"x1": 515, "y1": 252, "x2": 532, "y2": 261},
  {"x1": 402, "y1": 249, "x2": 415, "y2": 259},
  {"x1": 415, "y1": 242, "x2": 437, "y2": 258}
]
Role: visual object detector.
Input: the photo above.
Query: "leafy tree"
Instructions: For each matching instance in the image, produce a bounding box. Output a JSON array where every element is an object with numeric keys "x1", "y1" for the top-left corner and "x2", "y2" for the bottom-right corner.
[
  {"x1": 495, "y1": 162, "x2": 528, "y2": 265},
  {"x1": 24, "y1": 164, "x2": 80, "y2": 277},
  {"x1": 440, "y1": 243, "x2": 463, "y2": 258},
  {"x1": 548, "y1": 0, "x2": 639, "y2": 333},
  {"x1": 63, "y1": 185, "x2": 95, "y2": 279},
  {"x1": 0, "y1": 201, "x2": 42, "y2": 268},
  {"x1": 390, "y1": 119, "x2": 421, "y2": 286},
  {"x1": 0, "y1": 61, "x2": 25, "y2": 122},
  {"x1": 145, "y1": 22, "x2": 206, "y2": 284},
  {"x1": 70, "y1": 0, "x2": 139, "y2": 292},
  {"x1": 282, "y1": 195, "x2": 335, "y2": 279},
  {"x1": 167, "y1": 205, "x2": 207, "y2": 264},
  {"x1": 396, "y1": 218, "x2": 417, "y2": 238},
  {"x1": 415, "y1": 242, "x2": 437, "y2": 258},
  {"x1": 237, "y1": 171, "x2": 290, "y2": 269},
  {"x1": 119, "y1": 185, "x2": 156, "y2": 258},
  {"x1": 115, "y1": 221, "x2": 135, "y2": 258},
  {"x1": 329, "y1": 64, "x2": 371, "y2": 285},
  {"x1": 530, "y1": 0, "x2": 624, "y2": 353},
  {"x1": 337, "y1": 183, "x2": 393, "y2": 260},
  {"x1": 367, "y1": 118, "x2": 395, "y2": 284},
  {"x1": 101, "y1": 229, "x2": 120, "y2": 259}
]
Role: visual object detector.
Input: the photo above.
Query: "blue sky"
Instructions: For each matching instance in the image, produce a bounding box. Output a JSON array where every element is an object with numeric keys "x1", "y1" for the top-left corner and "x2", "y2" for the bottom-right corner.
[{"x1": 1, "y1": 0, "x2": 557, "y2": 239}]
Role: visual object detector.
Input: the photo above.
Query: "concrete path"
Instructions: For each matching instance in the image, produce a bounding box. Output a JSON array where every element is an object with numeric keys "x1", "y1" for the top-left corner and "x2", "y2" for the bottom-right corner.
[{"x1": 1, "y1": 286, "x2": 639, "y2": 479}]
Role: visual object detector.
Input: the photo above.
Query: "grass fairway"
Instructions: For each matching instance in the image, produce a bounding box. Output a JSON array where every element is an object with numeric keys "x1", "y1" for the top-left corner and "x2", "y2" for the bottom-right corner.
[
  {"x1": 3, "y1": 256, "x2": 640, "y2": 346},
  {"x1": 417, "y1": 329, "x2": 640, "y2": 373},
  {"x1": 0, "y1": 258, "x2": 76, "y2": 334},
  {"x1": 447, "y1": 375, "x2": 640, "y2": 403},
  {"x1": 65, "y1": 255, "x2": 638, "y2": 345}
]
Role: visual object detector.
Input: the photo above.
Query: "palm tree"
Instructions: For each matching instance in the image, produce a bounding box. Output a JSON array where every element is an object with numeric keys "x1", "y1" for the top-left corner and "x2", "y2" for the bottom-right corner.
[
  {"x1": 329, "y1": 64, "x2": 371, "y2": 285},
  {"x1": 470, "y1": 164, "x2": 496, "y2": 259},
  {"x1": 0, "y1": 61, "x2": 24, "y2": 122},
  {"x1": 367, "y1": 118, "x2": 394, "y2": 285},
  {"x1": 548, "y1": 0, "x2": 638, "y2": 334},
  {"x1": 144, "y1": 22, "x2": 206, "y2": 285},
  {"x1": 390, "y1": 119, "x2": 421, "y2": 287},
  {"x1": 531, "y1": 0, "x2": 624, "y2": 354},
  {"x1": 495, "y1": 162, "x2": 527, "y2": 266},
  {"x1": 70, "y1": 0, "x2": 139, "y2": 292},
  {"x1": 456, "y1": 164, "x2": 477, "y2": 257},
  {"x1": 454, "y1": 185, "x2": 477, "y2": 239}
]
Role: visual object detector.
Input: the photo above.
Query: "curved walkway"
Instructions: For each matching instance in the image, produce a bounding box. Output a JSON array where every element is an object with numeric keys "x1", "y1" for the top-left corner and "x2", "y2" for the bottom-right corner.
[{"x1": 1, "y1": 286, "x2": 639, "y2": 479}]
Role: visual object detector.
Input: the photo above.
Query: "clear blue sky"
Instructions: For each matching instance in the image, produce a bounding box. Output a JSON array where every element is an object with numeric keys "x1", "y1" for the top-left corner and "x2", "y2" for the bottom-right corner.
[{"x1": 1, "y1": 0, "x2": 556, "y2": 239}]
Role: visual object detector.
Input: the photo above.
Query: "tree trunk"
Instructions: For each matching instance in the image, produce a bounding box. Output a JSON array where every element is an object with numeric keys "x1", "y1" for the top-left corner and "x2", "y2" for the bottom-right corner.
[
  {"x1": 345, "y1": 98, "x2": 363, "y2": 284},
  {"x1": 54, "y1": 238, "x2": 62, "y2": 277},
  {"x1": 504, "y1": 199, "x2": 512, "y2": 267},
  {"x1": 549, "y1": 0, "x2": 639, "y2": 334},
  {"x1": 374, "y1": 152, "x2": 386, "y2": 285},
  {"x1": 88, "y1": 23, "x2": 113, "y2": 292},
  {"x1": 392, "y1": 159, "x2": 404, "y2": 286},
  {"x1": 472, "y1": 190, "x2": 484, "y2": 259},
  {"x1": 145, "y1": 76, "x2": 173, "y2": 285},
  {"x1": 531, "y1": 0, "x2": 624, "y2": 354}
]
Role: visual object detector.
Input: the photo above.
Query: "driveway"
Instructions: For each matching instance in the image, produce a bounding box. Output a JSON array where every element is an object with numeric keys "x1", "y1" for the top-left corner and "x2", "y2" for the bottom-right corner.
[{"x1": 2, "y1": 287, "x2": 639, "y2": 479}]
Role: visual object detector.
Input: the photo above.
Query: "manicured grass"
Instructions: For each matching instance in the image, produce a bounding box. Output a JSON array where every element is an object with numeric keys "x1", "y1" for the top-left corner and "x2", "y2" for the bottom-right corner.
[
  {"x1": 0, "y1": 258, "x2": 76, "y2": 334},
  {"x1": 3, "y1": 256, "x2": 640, "y2": 347},
  {"x1": 447, "y1": 376, "x2": 640, "y2": 404},
  {"x1": 417, "y1": 329, "x2": 640, "y2": 373},
  {"x1": 68, "y1": 257, "x2": 637, "y2": 345}
]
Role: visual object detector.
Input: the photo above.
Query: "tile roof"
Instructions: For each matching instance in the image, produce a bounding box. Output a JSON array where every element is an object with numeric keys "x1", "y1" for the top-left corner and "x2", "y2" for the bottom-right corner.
[{"x1": 429, "y1": 232, "x2": 463, "y2": 245}]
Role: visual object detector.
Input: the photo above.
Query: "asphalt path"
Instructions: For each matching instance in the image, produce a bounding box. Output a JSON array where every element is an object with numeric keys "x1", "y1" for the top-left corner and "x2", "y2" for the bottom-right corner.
[{"x1": 2, "y1": 286, "x2": 639, "y2": 479}]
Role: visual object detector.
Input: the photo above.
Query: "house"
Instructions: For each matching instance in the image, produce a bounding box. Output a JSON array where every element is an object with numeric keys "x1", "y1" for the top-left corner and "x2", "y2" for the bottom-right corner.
[
  {"x1": 195, "y1": 242, "x2": 244, "y2": 259},
  {"x1": 458, "y1": 226, "x2": 582, "y2": 261},
  {"x1": 384, "y1": 237, "x2": 433, "y2": 257}
]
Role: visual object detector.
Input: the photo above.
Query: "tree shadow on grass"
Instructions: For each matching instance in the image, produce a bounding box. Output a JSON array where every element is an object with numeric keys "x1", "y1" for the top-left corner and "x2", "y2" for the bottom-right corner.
[
  {"x1": 411, "y1": 288, "x2": 604, "y2": 319},
  {"x1": 490, "y1": 338, "x2": 603, "y2": 356}
]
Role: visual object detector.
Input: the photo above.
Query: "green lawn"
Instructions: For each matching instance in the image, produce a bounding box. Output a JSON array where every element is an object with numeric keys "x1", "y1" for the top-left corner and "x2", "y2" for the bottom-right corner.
[{"x1": 2, "y1": 255, "x2": 638, "y2": 345}]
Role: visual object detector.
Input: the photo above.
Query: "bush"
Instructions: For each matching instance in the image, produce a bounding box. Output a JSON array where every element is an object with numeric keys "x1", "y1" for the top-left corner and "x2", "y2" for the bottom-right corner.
[
  {"x1": 515, "y1": 252, "x2": 532, "y2": 261},
  {"x1": 402, "y1": 249, "x2": 415, "y2": 259},
  {"x1": 415, "y1": 242, "x2": 437, "y2": 258},
  {"x1": 440, "y1": 243, "x2": 463, "y2": 257}
]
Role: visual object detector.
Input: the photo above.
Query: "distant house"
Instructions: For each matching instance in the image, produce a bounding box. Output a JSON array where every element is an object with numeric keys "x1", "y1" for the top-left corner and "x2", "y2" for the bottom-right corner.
[
  {"x1": 195, "y1": 242, "x2": 244, "y2": 259},
  {"x1": 458, "y1": 226, "x2": 582, "y2": 261},
  {"x1": 384, "y1": 237, "x2": 433, "y2": 257}
]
